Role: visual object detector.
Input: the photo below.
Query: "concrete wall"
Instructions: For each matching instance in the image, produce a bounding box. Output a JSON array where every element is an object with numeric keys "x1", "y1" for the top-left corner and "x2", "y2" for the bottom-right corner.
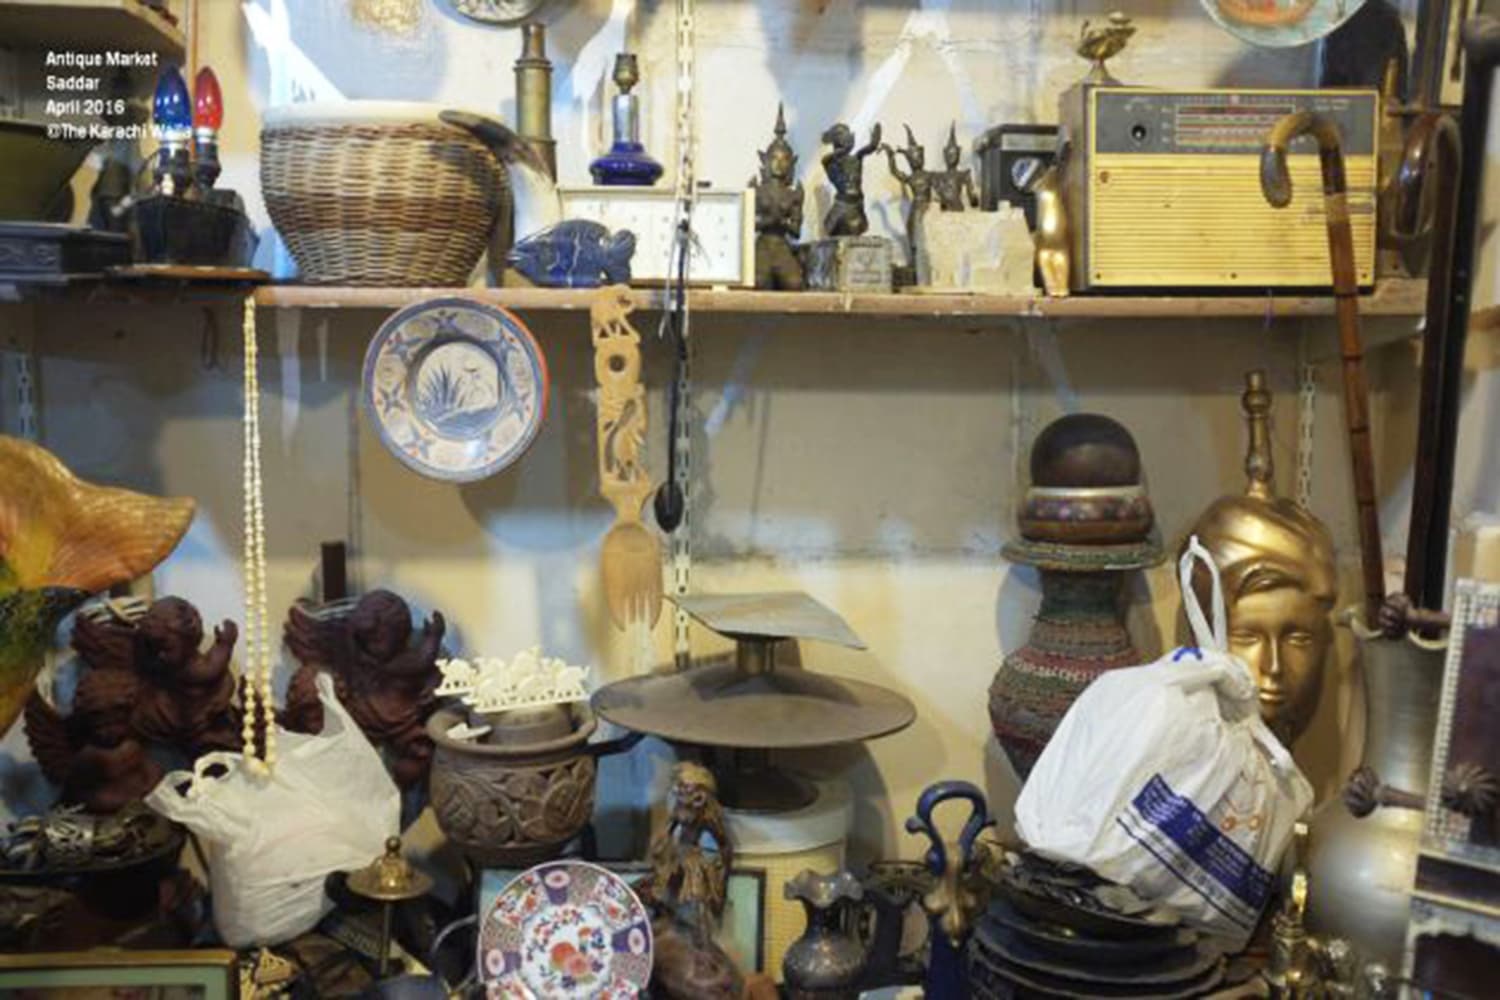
[{"x1": 3, "y1": 0, "x2": 1498, "y2": 863}]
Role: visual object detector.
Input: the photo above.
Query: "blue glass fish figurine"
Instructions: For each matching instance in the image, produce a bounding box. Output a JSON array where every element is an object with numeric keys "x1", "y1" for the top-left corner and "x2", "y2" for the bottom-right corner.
[{"x1": 506, "y1": 221, "x2": 636, "y2": 289}]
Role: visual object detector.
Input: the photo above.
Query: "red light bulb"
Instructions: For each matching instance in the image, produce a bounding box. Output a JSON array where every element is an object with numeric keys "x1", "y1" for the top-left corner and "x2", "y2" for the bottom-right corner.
[{"x1": 193, "y1": 66, "x2": 223, "y2": 130}]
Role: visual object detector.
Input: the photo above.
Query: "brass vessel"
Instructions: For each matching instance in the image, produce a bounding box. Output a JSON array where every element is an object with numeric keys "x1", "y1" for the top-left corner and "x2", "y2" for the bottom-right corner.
[
  {"x1": 1185, "y1": 371, "x2": 1337, "y2": 746},
  {"x1": 515, "y1": 23, "x2": 556, "y2": 179},
  {"x1": 1305, "y1": 623, "x2": 1444, "y2": 969}
]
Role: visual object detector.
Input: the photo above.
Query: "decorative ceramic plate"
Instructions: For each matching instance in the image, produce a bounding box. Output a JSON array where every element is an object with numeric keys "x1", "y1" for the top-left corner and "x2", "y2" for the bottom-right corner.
[
  {"x1": 363, "y1": 298, "x2": 548, "y2": 482},
  {"x1": 450, "y1": 0, "x2": 548, "y2": 25},
  {"x1": 477, "y1": 861, "x2": 653, "y2": 999},
  {"x1": 1200, "y1": 0, "x2": 1367, "y2": 48}
]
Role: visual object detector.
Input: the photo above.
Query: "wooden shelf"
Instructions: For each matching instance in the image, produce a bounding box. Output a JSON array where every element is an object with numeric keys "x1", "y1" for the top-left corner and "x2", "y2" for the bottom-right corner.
[
  {"x1": 1474, "y1": 303, "x2": 1500, "y2": 336},
  {"x1": 252, "y1": 279, "x2": 1427, "y2": 321},
  {"x1": 0, "y1": 0, "x2": 184, "y2": 58}
]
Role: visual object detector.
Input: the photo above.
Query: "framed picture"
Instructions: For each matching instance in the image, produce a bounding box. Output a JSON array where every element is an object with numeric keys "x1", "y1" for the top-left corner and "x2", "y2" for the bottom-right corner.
[
  {"x1": 1420, "y1": 579, "x2": 1500, "y2": 876},
  {"x1": 0, "y1": 950, "x2": 238, "y2": 1000},
  {"x1": 481, "y1": 862, "x2": 768, "y2": 972},
  {"x1": 1402, "y1": 580, "x2": 1500, "y2": 992}
]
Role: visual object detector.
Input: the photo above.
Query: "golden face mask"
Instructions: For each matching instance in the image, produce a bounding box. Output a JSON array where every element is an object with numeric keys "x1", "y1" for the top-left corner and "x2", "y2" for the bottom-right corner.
[{"x1": 1186, "y1": 372, "x2": 1337, "y2": 745}]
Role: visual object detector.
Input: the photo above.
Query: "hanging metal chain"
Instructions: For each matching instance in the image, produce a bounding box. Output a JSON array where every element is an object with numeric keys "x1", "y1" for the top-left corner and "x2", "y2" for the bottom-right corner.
[
  {"x1": 664, "y1": 0, "x2": 697, "y2": 668},
  {"x1": 1295, "y1": 330, "x2": 1317, "y2": 510},
  {"x1": 13, "y1": 348, "x2": 38, "y2": 442}
]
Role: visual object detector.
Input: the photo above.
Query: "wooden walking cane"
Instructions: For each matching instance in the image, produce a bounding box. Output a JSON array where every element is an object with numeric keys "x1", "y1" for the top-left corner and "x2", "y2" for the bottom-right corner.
[
  {"x1": 1392, "y1": 111, "x2": 1461, "y2": 618},
  {"x1": 1260, "y1": 115, "x2": 1385, "y2": 625},
  {"x1": 1378, "y1": 15, "x2": 1500, "y2": 636},
  {"x1": 1413, "y1": 16, "x2": 1500, "y2": 604}
]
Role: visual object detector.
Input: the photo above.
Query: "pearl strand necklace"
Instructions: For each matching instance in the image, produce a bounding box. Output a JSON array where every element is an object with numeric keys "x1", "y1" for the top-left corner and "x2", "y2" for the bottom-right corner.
[{"x1": 241, "y1": 296, "x2": 274, "y2": 774}]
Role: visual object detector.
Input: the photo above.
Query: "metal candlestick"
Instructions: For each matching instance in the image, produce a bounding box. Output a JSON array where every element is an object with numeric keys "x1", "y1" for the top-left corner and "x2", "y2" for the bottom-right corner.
[{"x1": 345, "y1": 836, "x2": 432, "y2": 979}]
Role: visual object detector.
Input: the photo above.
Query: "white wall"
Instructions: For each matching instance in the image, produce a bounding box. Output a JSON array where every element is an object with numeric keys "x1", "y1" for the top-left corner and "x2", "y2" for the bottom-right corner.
[{"x1": 3, "y1": 0, "x2": 1497, "y2": 863}]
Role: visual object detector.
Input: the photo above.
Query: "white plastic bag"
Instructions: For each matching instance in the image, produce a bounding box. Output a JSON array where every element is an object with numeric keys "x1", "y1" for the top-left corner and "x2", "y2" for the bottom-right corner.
[
  {"x1": 146, "y1": 673, "x2": 399, "y2": 947},
  {"x1": 1014, "y1": 536, "x2": 1313, "y2": 943}
]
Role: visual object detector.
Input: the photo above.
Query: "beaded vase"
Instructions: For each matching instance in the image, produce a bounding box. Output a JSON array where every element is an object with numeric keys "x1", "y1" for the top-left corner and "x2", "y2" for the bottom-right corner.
[{"x1": 988, "y1": 568, "x2": 1139, "y2": 778}]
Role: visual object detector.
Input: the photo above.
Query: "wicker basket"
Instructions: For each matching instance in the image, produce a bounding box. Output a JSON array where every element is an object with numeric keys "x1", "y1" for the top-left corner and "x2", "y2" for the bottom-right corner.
[{"x1": 261, "y1": 103, "x2": 509, "y2": 286}]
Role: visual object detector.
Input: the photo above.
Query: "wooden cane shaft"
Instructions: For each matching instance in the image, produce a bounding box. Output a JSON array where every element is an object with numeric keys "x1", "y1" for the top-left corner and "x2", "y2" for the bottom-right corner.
[
  {"x1": 1323, "y1": 180, "x2": 1387, "y2": 625},
  {"x1": 1400, "y1": 113, "x2": 1462, "y2": 612}
]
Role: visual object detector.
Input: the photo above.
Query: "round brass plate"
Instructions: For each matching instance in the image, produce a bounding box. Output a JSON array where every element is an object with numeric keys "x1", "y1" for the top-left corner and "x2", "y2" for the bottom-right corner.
[{"x1": 591, "y1": 660, "x2": 916, "y2": 750}]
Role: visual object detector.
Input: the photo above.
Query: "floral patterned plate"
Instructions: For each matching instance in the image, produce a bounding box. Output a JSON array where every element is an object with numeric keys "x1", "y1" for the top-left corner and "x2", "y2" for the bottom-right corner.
[
  {"x1": 478, "y1": 860, "x2": 653, "y2": 999},
  {"x1": 1200, "y1": 0, "x2": 1367, "y2": 48},
  {"x1": 362, "y1": 298, "x2": 548, "y2": 483}
]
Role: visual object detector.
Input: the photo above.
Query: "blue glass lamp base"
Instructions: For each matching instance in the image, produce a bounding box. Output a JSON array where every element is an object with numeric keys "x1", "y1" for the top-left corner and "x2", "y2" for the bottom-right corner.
[{"x1": 590, "y1": 142, "x2": 664, "y2": 186}]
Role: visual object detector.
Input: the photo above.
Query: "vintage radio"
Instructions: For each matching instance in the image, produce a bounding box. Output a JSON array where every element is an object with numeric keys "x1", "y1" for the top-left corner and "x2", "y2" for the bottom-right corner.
[{"x1": 1061, "y1": 87, "x2": 1379, "y2": 291}]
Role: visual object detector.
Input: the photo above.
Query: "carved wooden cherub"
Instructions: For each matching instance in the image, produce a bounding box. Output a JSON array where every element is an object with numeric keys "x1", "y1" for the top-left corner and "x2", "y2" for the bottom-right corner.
[
  {"x1": 69, "y1": 597, "x2": 242, "y2": 760},
  {"x1": 132, "y1": 598, "x2": 241, "y2": 756},
  {"x1": 24, "y1": 668, "x2": 162, "y2": 815},
  {"x1": 283, "y1": 590, "x2": 445, "y2": 787}
]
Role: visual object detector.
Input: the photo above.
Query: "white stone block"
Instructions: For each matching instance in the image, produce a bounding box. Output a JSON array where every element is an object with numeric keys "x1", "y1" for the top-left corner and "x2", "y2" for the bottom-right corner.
[{"x1": 915, "y1": 205, "x2": 1036, "y2": 295}]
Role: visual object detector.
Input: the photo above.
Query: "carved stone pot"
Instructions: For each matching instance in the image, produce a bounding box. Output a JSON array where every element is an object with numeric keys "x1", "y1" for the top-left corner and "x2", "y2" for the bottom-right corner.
[
  {"x1": 1305, "y1": 623, "x2": 1445, "y2": 969},
  {"x1": 427, "y1": 704, "x2": 597, "y2": 866}
]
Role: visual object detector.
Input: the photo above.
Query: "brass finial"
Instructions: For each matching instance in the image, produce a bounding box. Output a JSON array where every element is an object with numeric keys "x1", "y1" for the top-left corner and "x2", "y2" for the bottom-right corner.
[
  {"x1": 520, "y1": 22, "x2": 546, "y2": 61},
  {"x1": 1242, "y1": 370, "x2": 1275, "y2": 501},
  {"x1": 346, "y1": 835, "x2": 432, "y2": 903},
  {"x1": 1077, "y1": 11, "x2": 1135, "y2": 84},
  {"x1": 613, "y1": 53, "x2": 640, "y2": 95},
  {"x1": 345, "y1": 836, "x2": 431, "y2": 979},
  {"x1": 1288, "y1": 822, "x2": 1309, "y2": 919}
]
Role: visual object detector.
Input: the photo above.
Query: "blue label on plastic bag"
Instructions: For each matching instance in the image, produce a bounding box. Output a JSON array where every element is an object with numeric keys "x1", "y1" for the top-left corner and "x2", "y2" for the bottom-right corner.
[{"x1": 1116, "y1": 774, "x2": 1272, "y2": 931}]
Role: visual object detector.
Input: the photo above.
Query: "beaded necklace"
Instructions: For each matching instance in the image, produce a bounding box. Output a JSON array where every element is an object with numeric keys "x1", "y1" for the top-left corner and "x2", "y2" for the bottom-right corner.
[{"x1": 241, "y1": 297, "x2": 275, "y2": 774}]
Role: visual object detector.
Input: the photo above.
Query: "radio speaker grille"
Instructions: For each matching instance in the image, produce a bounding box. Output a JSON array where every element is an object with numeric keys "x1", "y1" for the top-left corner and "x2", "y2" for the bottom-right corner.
[{"x1": 1088, "y1": 154, "x2": 1377, "y2": 287}]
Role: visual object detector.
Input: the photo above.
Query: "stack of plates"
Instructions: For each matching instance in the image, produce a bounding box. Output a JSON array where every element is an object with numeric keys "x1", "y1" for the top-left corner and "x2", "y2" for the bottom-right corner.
[{"x1": 968, "y1": 855, "x2": 1226, "y2": 999}]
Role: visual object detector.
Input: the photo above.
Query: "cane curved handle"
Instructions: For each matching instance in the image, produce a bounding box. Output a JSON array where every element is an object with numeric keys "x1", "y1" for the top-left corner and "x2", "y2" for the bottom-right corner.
[
  {"x1": 1260, "y1": 111, "x2": 1347, "y2": 208},
  {"x1": 1465, "y1": 15, "x2": 1500, "y2": 70},
  {"x1": 1393, "y1": 113, "x2": 1461, "y2": 243}
]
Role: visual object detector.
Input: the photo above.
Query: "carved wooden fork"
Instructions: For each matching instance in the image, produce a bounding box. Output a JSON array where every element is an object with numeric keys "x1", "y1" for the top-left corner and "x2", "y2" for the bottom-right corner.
[{"x1": 591, "y1": 287, "x2": 663, "y2": 630}]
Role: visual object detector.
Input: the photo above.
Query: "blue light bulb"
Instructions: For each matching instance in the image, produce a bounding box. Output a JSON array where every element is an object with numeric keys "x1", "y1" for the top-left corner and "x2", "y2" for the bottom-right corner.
[{"x1": 153, "y1": 65, "x2": 191, "y2": 131}]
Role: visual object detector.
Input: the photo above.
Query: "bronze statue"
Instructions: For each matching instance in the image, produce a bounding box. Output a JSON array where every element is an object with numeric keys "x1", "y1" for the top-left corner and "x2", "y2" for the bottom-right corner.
[
  {"x1": 1185, "y1": 371, "x2": 1337, "y2": 745},
  {"x1": 283, "y1": 589, "x2": 445, "y2": 787},
  {"x1": 932, "y1": 123, "x2": 979, "y2": 212},
  {"x1": 130, "y1": 598, "x2": 242, "y2": 756},
  {"x1": 882, "y1": 124, "x2": 935, "y2": 262},
  {"x1": 820, "y1": 121, "x2": 882, "y2": 237},
  {"x1": 752, "y1": 104, "x2": 806, "y2": 290},
  {"x1": 24, "y1": 669, "x2": 163, "y2": 815},
  {"x1": 639, "y1": 761, "x2": 740, "y2": 1000}
]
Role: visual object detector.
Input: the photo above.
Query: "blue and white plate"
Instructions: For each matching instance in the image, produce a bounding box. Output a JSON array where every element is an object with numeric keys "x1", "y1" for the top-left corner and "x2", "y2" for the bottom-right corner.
[{"x1": 363, "y1": 298, "x2": 549, "y2": 482}]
